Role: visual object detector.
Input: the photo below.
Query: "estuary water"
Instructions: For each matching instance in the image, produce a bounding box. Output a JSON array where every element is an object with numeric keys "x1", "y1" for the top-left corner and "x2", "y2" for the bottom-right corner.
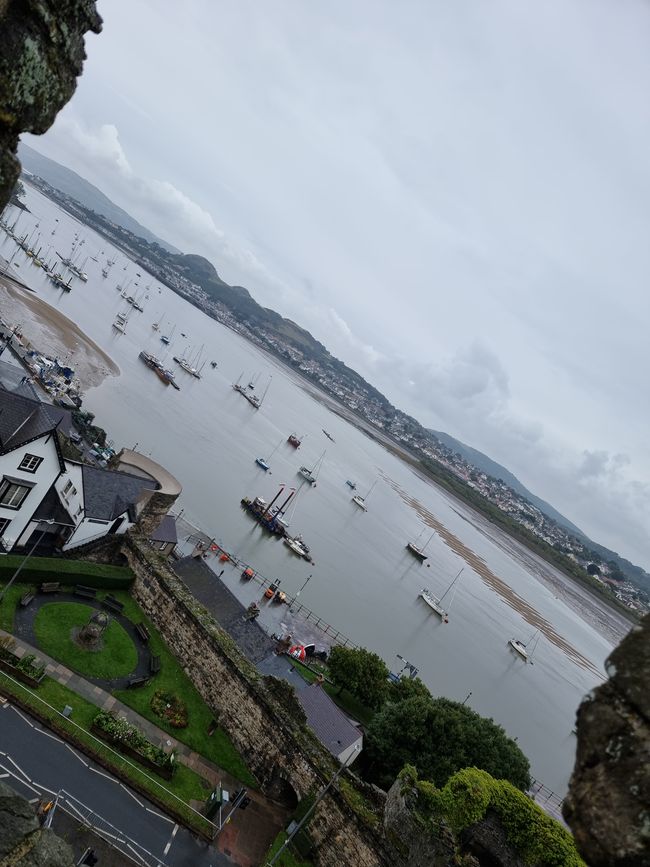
[{"x1": 0, "y1": 184, "x2": 631, "y2": 794}]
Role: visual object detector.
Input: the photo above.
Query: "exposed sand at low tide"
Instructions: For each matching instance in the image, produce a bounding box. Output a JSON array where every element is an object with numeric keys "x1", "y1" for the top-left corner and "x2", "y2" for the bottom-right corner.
[{"x1": 0, "y1": 276, "x2": 119, "y2": 388}]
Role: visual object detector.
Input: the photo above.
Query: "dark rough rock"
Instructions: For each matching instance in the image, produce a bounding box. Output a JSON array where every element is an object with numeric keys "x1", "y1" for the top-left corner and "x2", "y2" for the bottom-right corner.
[
  {"x1": 0, "y1": 780, "x2": 74, "y2": 866},
  {"x1": 564, "y1": 613, "x2": 650, "y2": 866},
  {"x1": 0, "y1": 0, "x2": 102, "y2": 208},
  {"x1": 461, "y1": 810, "x2": 528, "y2": 867},
  {"x1": 383, "y1": 776, "x2": 463, "y2": 867}
]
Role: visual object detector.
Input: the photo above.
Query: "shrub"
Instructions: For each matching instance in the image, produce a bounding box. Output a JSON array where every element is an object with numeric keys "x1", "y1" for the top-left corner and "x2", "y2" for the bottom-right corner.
[
  {"x1": 0, "y1": 556, "x2": 133, "y2": 589},
  {"x1": 93, "y1": 710, "x2": 176, "y2": 774}
]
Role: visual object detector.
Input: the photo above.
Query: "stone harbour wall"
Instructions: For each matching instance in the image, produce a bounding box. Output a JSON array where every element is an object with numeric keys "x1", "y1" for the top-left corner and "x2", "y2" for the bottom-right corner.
[{"x1": 122, "y1": 535, "x2": 390, "y2": 867}]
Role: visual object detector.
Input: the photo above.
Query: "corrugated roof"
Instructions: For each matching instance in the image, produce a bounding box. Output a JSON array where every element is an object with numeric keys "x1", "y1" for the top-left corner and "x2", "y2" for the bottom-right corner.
[{"x1": 296, "y1": 684, "x2": 362, "y2": 757}]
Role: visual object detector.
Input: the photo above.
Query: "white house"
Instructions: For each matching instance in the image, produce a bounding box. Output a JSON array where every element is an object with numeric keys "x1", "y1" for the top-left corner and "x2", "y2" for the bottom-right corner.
[{"x1": 0, "y1": 388, "x2": 179, "y2": 553}]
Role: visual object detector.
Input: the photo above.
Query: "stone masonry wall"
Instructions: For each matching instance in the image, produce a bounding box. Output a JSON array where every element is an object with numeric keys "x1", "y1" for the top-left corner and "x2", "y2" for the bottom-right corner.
[{"x1": 122, "y1": 536, "x2": 390, "y2": 867}]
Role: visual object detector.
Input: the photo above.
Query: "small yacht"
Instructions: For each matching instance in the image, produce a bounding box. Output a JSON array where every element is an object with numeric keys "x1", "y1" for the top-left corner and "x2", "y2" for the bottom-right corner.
[
  {"x1": 509, "y1": 639, "x2": 528, "y2": 661},
  {"x1": 351, "y1": 493, "x2": 368, "y2": 511},
  {"x1": 255, "y1": 457, "x2": 270, "y2": 471}
]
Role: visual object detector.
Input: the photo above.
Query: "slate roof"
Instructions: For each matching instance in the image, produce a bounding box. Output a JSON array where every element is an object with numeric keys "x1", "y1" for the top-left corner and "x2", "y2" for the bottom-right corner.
[
  {"x1": 0, "y1": 389, "x2": 72, "y2": 449},
  {"x1": 150, "y1": 514, "x2": 178, "y2": 545},
  {"x1": 81, "y1": 464, "x2": 156, "y2": 520},
  {"x1": 257, "y1": 653, "x2": 309, "y2": 692},
  {"x1": 32, "y1": 487, "x2": 75, "y2": 527},
  {"x1": 296, "y1": 684, "x2": 362, "y2": 758}
]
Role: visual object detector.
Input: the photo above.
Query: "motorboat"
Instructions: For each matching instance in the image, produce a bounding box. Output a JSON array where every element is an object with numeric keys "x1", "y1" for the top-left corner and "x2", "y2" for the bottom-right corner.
[
  {"x1": 406, "y1": 541, "x2": 428, "y2": 561},
  {"x1": 345, "y1": 479, "x2": 357, "y2": 490},
  {"x1": 351, "y1": 494, "x2": 367, "y2": 511},
  {"x1": 255, "y1": 457, "x2": 270, "y2": 471}
]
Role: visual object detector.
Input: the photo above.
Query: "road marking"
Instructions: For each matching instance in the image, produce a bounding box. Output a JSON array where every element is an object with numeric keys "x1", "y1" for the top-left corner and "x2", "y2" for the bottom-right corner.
[
  {"x1": 0, "y1": 772, "x2": 9, "y2": 778},
  {"x1": 11, "y1": 708, "x2": 35, "y2": 728},
  {"x1": 145, "y1": 806, "x2": 175, "y2": 824},
  {"x1": 120, "y1": 782, "x2": 145, "y2": 807},
  {"x1": 88, "y1": 765, "x2": 116, "y2": 783},
  {"x1": 162, "y1": 823, "x2": 179, "y2": 856},
  {"x1": 64, "y1": 743, "x2": 89, "y2": 766}
]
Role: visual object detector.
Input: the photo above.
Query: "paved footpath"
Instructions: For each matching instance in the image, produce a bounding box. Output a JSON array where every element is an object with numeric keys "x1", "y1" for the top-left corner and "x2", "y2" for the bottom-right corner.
[{"x1": 0, "y1": 628, "x2": 286, "y2": 866}]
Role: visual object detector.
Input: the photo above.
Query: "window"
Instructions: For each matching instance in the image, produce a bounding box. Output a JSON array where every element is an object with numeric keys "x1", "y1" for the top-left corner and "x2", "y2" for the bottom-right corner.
[
  {"x1": 18, "y1": 454, "x2": 43, "y2": 473},
  {"x1": 158, "y1": 541, "x2": 168, "y2": 550},
  {"x1": 75, "y1": 504, "x2": 83, "y2": 518},
  {"x1": 0, "y1": 480, "x2": 31, "y2": 509},
  {"x1": 0, "y1": 518, "x2": 11, "y2": 537},
  {"x1": 62, "y1": 479, "x2": 77, "y2": 499}
]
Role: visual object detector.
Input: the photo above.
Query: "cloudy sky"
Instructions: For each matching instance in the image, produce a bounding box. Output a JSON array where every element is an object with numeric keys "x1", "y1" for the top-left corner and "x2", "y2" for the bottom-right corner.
[{"x1": 26, "y1": 0, "x2": 650, "y2": 569}]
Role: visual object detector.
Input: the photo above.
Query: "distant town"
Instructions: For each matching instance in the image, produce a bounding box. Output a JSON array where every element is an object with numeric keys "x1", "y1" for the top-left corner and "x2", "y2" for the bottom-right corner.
[{"x1": 26, "y1": 173, "x2": 650, "y2": 616}]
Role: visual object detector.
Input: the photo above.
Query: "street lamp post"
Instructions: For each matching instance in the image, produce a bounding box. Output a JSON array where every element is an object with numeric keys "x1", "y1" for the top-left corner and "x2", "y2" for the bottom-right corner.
[
  {"x1": 0, "y1": 519, "x2": 67, "y2": 601},
  {"x1": 294, "y1": 573, "x2": 312, "y2": 599}
]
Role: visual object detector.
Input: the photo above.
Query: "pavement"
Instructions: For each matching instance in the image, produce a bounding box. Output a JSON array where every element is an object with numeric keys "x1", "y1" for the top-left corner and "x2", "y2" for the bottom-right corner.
[
  {"x1": 174, "y1": 557, "x2": 276, "y2": 664},
  {"x1": 0, "y1": 627, "x2": 288, "y2": 866}
]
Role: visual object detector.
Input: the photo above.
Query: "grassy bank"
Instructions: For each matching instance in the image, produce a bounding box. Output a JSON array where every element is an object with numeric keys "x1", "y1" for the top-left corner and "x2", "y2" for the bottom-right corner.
[{"x1": 0, "y1": 556, "x2": 133, "y2": 589}]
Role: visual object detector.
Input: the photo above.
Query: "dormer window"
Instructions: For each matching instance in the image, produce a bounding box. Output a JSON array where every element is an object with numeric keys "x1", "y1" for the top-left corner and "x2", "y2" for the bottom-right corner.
[{"x1": 18, "y1": 454, "x2": 43, "y2": 473}]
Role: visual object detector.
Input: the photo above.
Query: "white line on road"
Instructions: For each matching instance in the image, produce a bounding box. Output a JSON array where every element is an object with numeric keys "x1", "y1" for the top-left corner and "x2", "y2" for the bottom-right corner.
[
  {"x1": 64, "y1": 743, "x2": 89, "y2": 766},
  {"x1": 120, "y1": 782, "x2": 145, "y2": 807},
  {"x1": 88, "y1": 765, "x2": 117, "y2": 783},
  {"x1": 162, "y1": 823, "x2": 179, "y2": 857},
  {"x1": 145, "y1": 806, "x2": 175, "y2": 824},
  {"x1": 0, "y1": 772, "x2": 9, "y2": 778}
]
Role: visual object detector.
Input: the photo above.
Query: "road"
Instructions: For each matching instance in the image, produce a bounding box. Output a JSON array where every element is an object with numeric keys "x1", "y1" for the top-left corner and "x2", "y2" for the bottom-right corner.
[{"x1": 0, "y1": 700, "x2": 235, "y2": 867}]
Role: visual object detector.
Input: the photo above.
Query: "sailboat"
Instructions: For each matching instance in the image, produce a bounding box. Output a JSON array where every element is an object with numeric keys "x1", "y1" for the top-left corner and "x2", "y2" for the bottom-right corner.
[
  {"x1": 255, "y1": 437, "x2": 283, "y2": 472},
  {"x1": 419, "y1": 568, "x2": 464, "y2": 620},
  {"x1": 406, "y1": 532, "x2": 435, "y2": 562},
  {"x1": 298, "y1": 450, "x2": 325, "y2": 486},
  {"x1": 152, "y1": 311, "x2": 164, "y2": 331},
  {"x1": 161, "y1": 324, "x2": 176, "y2": 345},
  {"x1": 351, "y1": 480, "x2": 377, "y2": 511},
  {"x1": 509, "y1": 630, "x2": 540, "y2": 662}
]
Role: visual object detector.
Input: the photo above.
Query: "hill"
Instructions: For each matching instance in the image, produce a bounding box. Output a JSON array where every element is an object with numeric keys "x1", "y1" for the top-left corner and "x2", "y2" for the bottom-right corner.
[
  {"x1": 430, "y1": 429, "x2": 584, "y2": 535},
  {"x1": 18, "y1": 143, "x2": 178, "y2": 253}
]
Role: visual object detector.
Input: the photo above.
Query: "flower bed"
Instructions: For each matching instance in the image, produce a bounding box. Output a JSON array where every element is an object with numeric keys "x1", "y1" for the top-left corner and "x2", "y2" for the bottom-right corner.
[
  {"x1": 91, "y1": 710, "x2": 176, "y2": 779},
  {"x1": 0, "y1": 639, "x2": 45, "y2": 687},
  {"x1": 150, "y1": 690, "x2": 188, "y2": 729}
]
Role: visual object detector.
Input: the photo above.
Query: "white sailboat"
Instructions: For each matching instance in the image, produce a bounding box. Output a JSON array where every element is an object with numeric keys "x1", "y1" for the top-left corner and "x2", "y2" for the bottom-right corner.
[
  {"x1": 509, "y1": 630, "x2": 540, "y2": 663},
  {"x1": 351, "y1": 480, "x2": 377, "y2": 511},
  {"x1": 298, "y1": 450, "x2": 325, "y2": 486},
  {"x1": 419, "y1": 568, "x2": 464, "y2": 621}
]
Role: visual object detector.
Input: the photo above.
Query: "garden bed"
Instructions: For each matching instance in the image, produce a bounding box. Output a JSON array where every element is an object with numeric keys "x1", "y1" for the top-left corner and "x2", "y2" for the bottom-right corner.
[
  {"x1": 91, "y1": 711, "x2": 176, "y2": 780},
  {"x1": 0, "y1": 641, "x2": 45, "y2": 687}
]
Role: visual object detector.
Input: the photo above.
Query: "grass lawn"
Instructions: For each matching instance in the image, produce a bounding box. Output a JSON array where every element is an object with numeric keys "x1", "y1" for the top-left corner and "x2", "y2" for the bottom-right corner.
[
  {"x1": 110, "y1": 591, "x2": 257, "y2": 787},
  {"x1": 0, "y1": 670, "x2": 214, "y2": 836},
  {"x1": 0, "y1": 582, "x2": 26, "y2": 632},
  {"x1": 34, "y1": 602, "x2": 138, "y2": 679},
  {"x1": 264, "y1": 832, "x2": 312, "y2": 867},
  {"x1": 290, "y1": 659, "x2": 376, "y2": 727}
]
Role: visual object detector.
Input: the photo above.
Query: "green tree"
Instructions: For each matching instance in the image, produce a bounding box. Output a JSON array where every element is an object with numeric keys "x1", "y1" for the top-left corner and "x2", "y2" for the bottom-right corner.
[
  {"x1": 327, "y1": 646, "x2": 389, "y2": 710},
  {"x1": 388, "y1": 675, "x2": 432, "y2": 704},
  {"x1": 363, "y1": 696, "x2": 530, "y2": 791}
]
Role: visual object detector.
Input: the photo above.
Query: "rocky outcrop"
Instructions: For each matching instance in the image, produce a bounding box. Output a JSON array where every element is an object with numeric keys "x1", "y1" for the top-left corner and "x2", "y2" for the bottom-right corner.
[
  {"x1": 0, "y1": 781, "x2": 74, "y2": 866},
  {"x1": 564, "y1": 612, "x2": 650, "y2": 866},
  {"x1": 0, "y1": 0, "x2": 101, "y2": 208},
  {"x1": 383, "y1": 777, "x2": 458, "y2": 866}
]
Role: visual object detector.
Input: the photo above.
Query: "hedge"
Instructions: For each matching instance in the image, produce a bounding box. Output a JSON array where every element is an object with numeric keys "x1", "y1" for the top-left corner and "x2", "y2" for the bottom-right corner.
[{"x1": 0, "y1": 555, "x2": 133, "y2": 589}]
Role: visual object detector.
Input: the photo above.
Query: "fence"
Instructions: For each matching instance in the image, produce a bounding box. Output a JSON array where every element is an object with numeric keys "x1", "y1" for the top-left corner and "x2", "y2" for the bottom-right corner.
[{"x1": 173, "y1": 513, "x2": 360, "y2": 650}]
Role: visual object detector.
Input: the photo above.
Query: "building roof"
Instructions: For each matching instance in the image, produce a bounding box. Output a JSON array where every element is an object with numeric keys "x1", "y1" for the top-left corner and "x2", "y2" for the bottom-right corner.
[
  {"x1": 0, "y1": 388, "x2": 72, "y2": 450},
  {"x1": 149, "y1": 514, "x2": 178, "y2": 545},
  {"x1": 81, "y1": 464, "x2": 156, "y2": 520},
  {"x1": 296, "y1": 684, "x2": 362, "y2": 758},
  {"x1": 32, "y1": 487, "x2": 76, "y2": 527},
  {"x1": 257, "y1": 654, "x2": 309, "y2": 692}
]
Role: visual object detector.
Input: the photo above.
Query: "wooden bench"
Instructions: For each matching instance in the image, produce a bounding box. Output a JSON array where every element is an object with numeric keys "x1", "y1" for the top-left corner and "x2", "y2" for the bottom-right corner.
[
  {"x1": 40, "y1": 582, "x2": 60, "y2": 594},
  {"x1": 74, "y1": 585, "x2": 97, "y2": 600},
  {"x1": 19, "y1": 592, "x2": 35, "y2": 607},
  {"x1": 135, "y1": 623, "x2": 150, "y2": 643},
  {"x1": 127, "y1": 675, "x2": 149, "y2": 689},
  {"x1": 149, "y1": 654, "x2": 161, "y2": 675},
  {"x1": 102, "y1": 595, "x2": 124, "y2": 614}
]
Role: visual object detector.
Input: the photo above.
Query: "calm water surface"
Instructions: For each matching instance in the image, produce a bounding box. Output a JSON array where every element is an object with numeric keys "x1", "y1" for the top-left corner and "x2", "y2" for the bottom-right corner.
[{"x1": 0, "y1": 185, "x2": 631, "y2": 794}]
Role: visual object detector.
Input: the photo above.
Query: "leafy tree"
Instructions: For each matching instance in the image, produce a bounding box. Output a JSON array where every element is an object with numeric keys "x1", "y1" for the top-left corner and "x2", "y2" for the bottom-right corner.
[
  {"x1": 363, "y1": 696, "x2": 530, "y2": 791},
  {"x1": 327, "y1": 646, "x2": 389, "y2": 710},
  {"x1": 388, "y1": 675, "x2": 432, "y2": 704},
  {"x1": 586, "y1": 563, "x2": 600, "y2": 576}
]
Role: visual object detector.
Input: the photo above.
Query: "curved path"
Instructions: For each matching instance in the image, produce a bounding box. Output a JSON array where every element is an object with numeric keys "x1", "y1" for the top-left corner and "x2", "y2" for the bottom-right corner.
[{"x1": 13, "y1": 592, "x2": 151, "y2": 690}]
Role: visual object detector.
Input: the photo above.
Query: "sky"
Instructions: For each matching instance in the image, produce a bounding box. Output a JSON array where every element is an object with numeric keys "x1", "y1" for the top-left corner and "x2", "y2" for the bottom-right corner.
[{"x1": 25, "y1": 0, "x2": 650, "y2": 570}]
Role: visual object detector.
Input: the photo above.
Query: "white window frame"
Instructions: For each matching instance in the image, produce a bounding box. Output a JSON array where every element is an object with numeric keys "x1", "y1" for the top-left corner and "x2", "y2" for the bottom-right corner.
[
  {"x1": 0, "y1": 480, "x2": 31, "y2": 510},
  {"x1": 18, "y1": 454, "x2": 43, "y2": 473}
]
